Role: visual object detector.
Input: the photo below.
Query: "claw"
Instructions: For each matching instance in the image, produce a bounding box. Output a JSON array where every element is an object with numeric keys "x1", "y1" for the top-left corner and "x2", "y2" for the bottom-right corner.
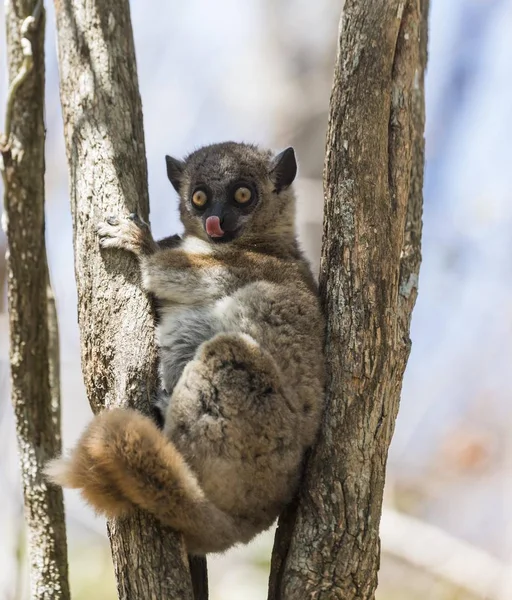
[
  {"x1": 97, "y1": 222, "x2": 112, "y2": 236},
  {"x1": 106, "y1": 215, "x2": 119, "y2": 226},
  {"x1": 128, "y1": 213, "x2": 148, "y2": 229}
]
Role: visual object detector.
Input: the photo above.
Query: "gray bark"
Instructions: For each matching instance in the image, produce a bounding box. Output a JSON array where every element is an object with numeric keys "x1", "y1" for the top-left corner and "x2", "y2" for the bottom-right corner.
[
  {"x1": 0, "y1": 233, "x2": 6, "y2": 311},
  {"x1": 1, "y1": 1, "x2": 70, "y2": 598},
  {"x1": 52, "y1": 0, "x2": 195, "y2": 598},
  {"x1": 269, "y1": 1, "x2": 429, "y2": 598}
]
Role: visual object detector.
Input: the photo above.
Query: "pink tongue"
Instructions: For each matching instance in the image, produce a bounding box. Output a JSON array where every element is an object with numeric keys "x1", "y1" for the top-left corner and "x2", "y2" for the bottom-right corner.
[{"x1": 205, "y1": 216, "x2": 224, "y2": 237}]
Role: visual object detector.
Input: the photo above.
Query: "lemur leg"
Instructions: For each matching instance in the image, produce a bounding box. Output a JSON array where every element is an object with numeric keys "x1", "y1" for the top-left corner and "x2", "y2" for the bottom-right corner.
[
  {"x1": 45, "y1": 408, "x2": 248, "y2": 555},
  {"x1": 167, "y1": 332, "x2": 299, "y2": 451},
  {"x1": 166, "y1": 333, "x2": 302, "y2": 521}
]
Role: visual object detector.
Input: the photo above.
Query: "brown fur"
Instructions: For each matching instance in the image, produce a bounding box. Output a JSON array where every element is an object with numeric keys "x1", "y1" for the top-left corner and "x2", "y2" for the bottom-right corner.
[{"x1": 46, "y1": 142, "x2": 325, "y2": 555}]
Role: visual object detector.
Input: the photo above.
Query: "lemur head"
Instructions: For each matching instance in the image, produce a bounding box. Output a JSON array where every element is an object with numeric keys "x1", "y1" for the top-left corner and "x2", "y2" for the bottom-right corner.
[{"x1": 165, "y1": 142, "x2": 297, "y2": 245}]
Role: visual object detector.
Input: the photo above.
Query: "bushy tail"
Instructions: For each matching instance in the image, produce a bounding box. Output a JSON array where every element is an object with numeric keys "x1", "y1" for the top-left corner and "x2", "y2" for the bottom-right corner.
[{"x1": 45, "y1": 408, "x2": 245, "y2": 554}]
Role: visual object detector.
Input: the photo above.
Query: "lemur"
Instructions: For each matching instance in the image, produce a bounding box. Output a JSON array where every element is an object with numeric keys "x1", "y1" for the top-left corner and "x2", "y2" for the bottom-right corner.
[{"x1": 46, "y1": 142, "x2": 326, "y2": 555}]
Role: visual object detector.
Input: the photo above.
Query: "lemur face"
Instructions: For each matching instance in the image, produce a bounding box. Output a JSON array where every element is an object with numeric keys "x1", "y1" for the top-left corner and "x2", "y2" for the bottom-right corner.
[
  {"x1": 185, "y1": 174, "x2": 260, "y2": 244},
  {"x1": 165, "y1": 142, "x2": 297, "y2": 244}
]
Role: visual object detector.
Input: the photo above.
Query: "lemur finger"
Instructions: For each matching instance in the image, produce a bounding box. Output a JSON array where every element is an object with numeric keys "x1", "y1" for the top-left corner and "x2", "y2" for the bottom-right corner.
[
  {"x1": 98, "y1": 219, "x2": 141, "y2": 254},
  {"x1": 97, "y1": 219, "x2": 122, "y2": 239},
  {"x1": 106, "y1": 215, "x2": 119, "y2": 226},
  {"x1": 98, "y1": 214, "x2": 156, "y2": 256}
]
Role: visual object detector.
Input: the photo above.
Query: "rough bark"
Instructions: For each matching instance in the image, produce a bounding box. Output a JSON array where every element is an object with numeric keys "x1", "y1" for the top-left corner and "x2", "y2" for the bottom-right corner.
[
  {"x1": 1, "y1": 1, "x2": 70, "y2": 598},
  {"x1": 52, "y1": 0, "x2": 195, "y2": 598},
  {"x1": 0, "y1": 233, "x2": 6, "y2": 311},
  {"x1": 268, "y1": 1, "x2": 429, "y2": 598}
]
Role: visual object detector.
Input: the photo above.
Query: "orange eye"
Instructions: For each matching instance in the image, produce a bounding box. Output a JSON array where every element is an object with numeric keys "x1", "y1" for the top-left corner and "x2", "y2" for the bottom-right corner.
[
  {"x1": 192, "y1": 189, "x2": 208, "y2": 208},
  {"x1": 234, "y1": 186, "x2": 252, "y2": 204}
]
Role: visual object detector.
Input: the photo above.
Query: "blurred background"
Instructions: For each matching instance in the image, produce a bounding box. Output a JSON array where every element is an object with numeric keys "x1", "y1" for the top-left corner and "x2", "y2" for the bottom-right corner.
[{"x1": 1, "y1": 0, "x2": 512, "y2": 598}]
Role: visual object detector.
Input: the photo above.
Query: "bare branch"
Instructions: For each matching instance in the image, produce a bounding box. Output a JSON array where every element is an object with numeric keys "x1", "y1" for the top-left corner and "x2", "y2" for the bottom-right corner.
[
  {"x1": 381, "y1": 509, "x2": 512, "y2": 600},
  {"x1": 0, "y1": 0, "x2": 42, "y2": 150}
]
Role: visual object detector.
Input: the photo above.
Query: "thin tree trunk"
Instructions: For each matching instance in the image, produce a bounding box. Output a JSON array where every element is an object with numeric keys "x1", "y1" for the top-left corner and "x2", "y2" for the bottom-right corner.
[
  {"x1": 268, "y1": 1, "x2": 429, "y2": 598},
  {"x1": 46, "y1": 279, "x2": 62, "y2": 445},
  {"x1": 1, "y1": 1, "x2": 70, "y2": 598},
  {"x1": 52, "y1": 0, "x2": 195, "y2": 597},
  {"x1": 189, "y1": 556, "x2": 209, "y2": 600}
]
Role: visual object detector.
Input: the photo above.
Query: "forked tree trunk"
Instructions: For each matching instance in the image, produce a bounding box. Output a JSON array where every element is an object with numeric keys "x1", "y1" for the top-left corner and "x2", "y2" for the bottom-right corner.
[
  {"x1": 1, "y1": 1, "x2": 70, "y2": 598},
  {"x1": 269, "y1": 1, "x2": 429, "y2": 598},
  {"x1": 52, "y1": 0, "x2": 195, "y2": 598}
]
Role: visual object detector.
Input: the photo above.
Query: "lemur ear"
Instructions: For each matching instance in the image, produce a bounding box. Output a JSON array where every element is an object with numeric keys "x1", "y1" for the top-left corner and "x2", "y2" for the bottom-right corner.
[
  {"x1": 269, "y1": 147, "x2": 297, "y2": 193},
  {"x1": 165, "y1": 155, "x2": 185, "y2": 193}
]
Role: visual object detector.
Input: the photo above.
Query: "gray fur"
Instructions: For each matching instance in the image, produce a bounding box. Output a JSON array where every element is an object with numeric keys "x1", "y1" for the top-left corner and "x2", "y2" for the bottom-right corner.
[{"x1": 157, "y1": 304, "x2": 217, "y2": 396}]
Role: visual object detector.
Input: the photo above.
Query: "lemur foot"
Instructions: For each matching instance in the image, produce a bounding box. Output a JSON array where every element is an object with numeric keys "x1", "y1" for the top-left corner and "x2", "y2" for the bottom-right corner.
[{"x1": 97, "y1": 213, "x2": 157, "y2": 256}]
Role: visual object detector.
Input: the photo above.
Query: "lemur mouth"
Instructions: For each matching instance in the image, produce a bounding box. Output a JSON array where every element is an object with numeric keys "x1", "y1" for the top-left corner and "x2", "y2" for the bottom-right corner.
[
  {"x1": 205, "y1": 216, "x2": 240, "y2": 243},
  {"x1": 205, "y1": 216, "x2": 224, "y2": 238}
]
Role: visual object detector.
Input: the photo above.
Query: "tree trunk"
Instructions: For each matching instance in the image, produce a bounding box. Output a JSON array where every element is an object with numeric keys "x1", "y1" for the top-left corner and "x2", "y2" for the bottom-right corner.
[
  {"x1": 47, "y1": 280, "x2": 62, "y2": 445},
  {"x1": 52, "y1": 0, "x2": 195, "y2": 598},
  {"x1": 1, "y1": 1, "x2": 70, "y2": 598},
  {"x1": 268, "y1": 1, "x2": 429, "y2": 598}
]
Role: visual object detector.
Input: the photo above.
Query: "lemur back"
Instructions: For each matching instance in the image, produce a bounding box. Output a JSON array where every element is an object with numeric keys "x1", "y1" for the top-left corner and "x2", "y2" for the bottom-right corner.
[{"x1": 46, "y1": 142, "x2": 326, "y2": 555}]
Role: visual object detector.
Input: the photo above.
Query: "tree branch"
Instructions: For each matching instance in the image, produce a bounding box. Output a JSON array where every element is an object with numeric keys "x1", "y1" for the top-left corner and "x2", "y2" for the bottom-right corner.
[
  {"x1": 1, "y1": 0, "x2": 42, "y2": 149},
  {"x1": 381, "y1": 508, "x2": 512, "y2": 600},
  {"x1": 1, "y1": 0, "x2": 70, "y2": 597},
  {"x1": 268, "y1": 1, "x2": 429, "y2": 598},
  {"x1": 52, "y1": 0, "x2": 195, "y2": 597}
]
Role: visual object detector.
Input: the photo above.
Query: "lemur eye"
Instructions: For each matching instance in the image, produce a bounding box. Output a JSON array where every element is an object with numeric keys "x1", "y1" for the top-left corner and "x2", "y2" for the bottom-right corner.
[
  {"x1": 233, "y1": 187, "x2": 252, "y2": 204},
  {"x1": 192, "y1": 189, "x2": 208, "y2": 208}
]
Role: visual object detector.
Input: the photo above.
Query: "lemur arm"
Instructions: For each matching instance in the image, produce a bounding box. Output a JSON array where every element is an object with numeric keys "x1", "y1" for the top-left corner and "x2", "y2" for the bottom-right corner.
[
  {"x1": 97, "y1": 214, "x2": 232, "y2": 303},
  {"x1": 156, "y1": 233, "x2": 182, "y2": 249}
]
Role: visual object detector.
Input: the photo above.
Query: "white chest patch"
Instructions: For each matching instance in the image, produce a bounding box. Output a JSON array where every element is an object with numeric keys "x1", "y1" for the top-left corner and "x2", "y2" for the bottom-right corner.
[
  {"x1": 212, "y1": 296, "x2": 234, "y2": 318},
  {"x1": 180, "y1": 236, "x2": 213, "y2": 255}
]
